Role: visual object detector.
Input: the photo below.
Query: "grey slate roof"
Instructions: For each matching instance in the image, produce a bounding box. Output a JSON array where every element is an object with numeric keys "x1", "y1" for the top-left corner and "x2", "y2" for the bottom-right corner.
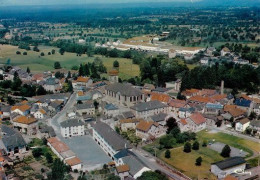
[
  {"x1": 122, "y1": 111, "x2": 135, "y2": 119},
  {"x1": 212, "y1": 157, "x2": 246, "y2": 170},
  {"x1": 131, "y1": 100, "x2": 168, "y2": 112},
  {"x1": 105, "y1": 83, "x2": 143, "y2": 97},
  {"x1": 105, "y1": 104, "x2": 118, "y2": 110},
  {"x1": 45, "y1": 77, "x2": 58, "y2": 85},
  {"x1": 75, "y1": 103, "x2": 94, "y2": 110},
  {"x1": 122, "y1": 154, "x2": 148, "y2": 176},
  {"x1": 150, "y1": 112, "x2": 167, "y2": 122},
  {"x1": 60, "y1": 119, "x2": 85, "y2": 128},
  {"x1": 92, "y1": 122, "x2": 131, "y2": 151},
  {"x1": 0, "y1": 125, "x2": 26, "y2": 150},
  {"x1": 250, "y1": 120, "x2": 260, "y2": 128}
]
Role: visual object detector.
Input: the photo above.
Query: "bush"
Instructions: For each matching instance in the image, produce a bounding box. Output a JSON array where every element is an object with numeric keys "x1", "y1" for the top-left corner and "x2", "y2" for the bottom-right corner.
[
  {"x1": 165, "y1": 149, "x2": 171, "y2": 159},
  {"x1": 202, "y1": 140, "x2": 207, "y2": 147},
  {"x1": 40, "y1": 52, "x2": 45, "y2": 56},
  {"x1": 196, "y1": 156, "x2": 202, "y2": 166},
  {"x1": 23, "y1": 52, "x2": 27, "y2": 55},
  {"x1": 183, "y1": 142, "x2": 191, "y2": 153},
  {"x1": 192, "y1": 141, "x2": 200, "y2": 150},
  {"x1": 16, "y1": 51, "x2": 21, "y2": 55}
]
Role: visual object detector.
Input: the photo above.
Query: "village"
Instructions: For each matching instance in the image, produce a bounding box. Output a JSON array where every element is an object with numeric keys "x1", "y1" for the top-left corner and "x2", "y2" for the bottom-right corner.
[{"x1": 0, "y1": 42, "x2": 259, "y2": 180}]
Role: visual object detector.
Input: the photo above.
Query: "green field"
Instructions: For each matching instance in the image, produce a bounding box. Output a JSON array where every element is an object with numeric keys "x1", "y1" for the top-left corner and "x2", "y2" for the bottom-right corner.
[
  {"x1": 143, "y1": 130, "x2": 260, "y2": 179},
  {"x1": 160, "y1": 147, "x2": 222, "y2": 179},
  {"x1": 0, "y1": 45, "x2": 140, "y2": 79}
]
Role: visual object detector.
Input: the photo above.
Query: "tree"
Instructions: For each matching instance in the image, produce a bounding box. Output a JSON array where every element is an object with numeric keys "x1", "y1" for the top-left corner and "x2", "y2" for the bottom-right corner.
[
  {"x1": 183, "y1": 142, "x2": 191, "y2": 153},
  {"x1": 7, "y1": 96, "x2": 15, "y2": 105},
  {"x1": 106, "y1": 174, "x2": 120, "y2": 180},
  {"x1": 54, "y1": 62, "x2": 61, "y2": 69},
  {"x1": 16, "y1": 51, "x2": 21, "y2": 55},
  {"x1": 94, "y1": 100, "x2": 99, "y2": 109},
  {"x1": 37, "y1": 85, "x2": 47, "y2": 95},
  {"x1": 113, "y1": 60, "x2": 119, "y2": 68},
  {"x1": 26, "y1": 67, "x2": 30, "y2": 74},
  {"x1": 192, "y1": 141, "x2": 200, "y2": 150},
  {"x1": 166, "y1": 117, "x2": 178, "y2": 134},
  {"x1": 165, "y1": 149, "x2": 171, "y2": 159},
  {"x1": 59, "y1": 47, "x2": 65, "y2": 55},
  {"x1": 48, "y1": 52, "x2": 51, "y2": 55},
  {"x1": 47, "y1": 159, "x2": 68, "y2": 180},
  {"x1": 33, "y1": 46, "x2": 39, "y2": 52},
  {"x1": 32, "y1": 148, "x2": 43, "y2": 158},
  {"x1": 40, "y1": 52, "x2": 45, "y2": 56},
  {"x1": 23, "y1": 52, "x2": 27, "y2": 55},
  {"x1": 45, "y1": 152, "x2": 53, "y2": 163},
  {"x1": 137, "y1": 170, "x2": 168, "y2": 180},
  {"x1": 51, "y1": 49, "x2": 55, "y2": 54},
  {"x1": 67, "y1": 71, "x2": 71, "y2": 78},
  {"x1": 221, "y1": 145, "x2": 231, "y2": 157},
  {"x1": 196, "y1": 156, "x2": 202, "y2": 166}
]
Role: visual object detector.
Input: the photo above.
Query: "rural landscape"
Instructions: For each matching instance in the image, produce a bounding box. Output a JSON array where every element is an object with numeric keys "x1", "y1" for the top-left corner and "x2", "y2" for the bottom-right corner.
[{"x1": 0, "y1": 0, "x2": 259, "y2": 180}]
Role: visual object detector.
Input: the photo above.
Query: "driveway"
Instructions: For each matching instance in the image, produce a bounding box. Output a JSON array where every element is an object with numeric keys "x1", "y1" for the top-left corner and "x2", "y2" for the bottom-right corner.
[{"x1": 208, "y1": 142, "x2": 248, "y2": 157}]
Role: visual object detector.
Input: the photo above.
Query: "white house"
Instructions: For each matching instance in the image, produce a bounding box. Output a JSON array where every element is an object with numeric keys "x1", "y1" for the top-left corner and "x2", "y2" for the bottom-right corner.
[
  {"x1": 184, "y1": 113, "x2": 207, "y2": 132},
  {"x1": 92, "y1": 122, "x2": 131, "y2": 160},
  {"x1": 65, "y1": 157, "x2": 82, "y2": 171},
  {"x1": 75, "y1": 103, "x2": 95, "y2": 116},
  {"x1": 221, "y1": 47, "x2": 230, "y2": 56},
  {"x1": 235, "y1": 118, "x2": 250, "y2": 132},
  {"x1": 211, "y1": 157, "x2": 246, "y2": 179},
  {"x1": 34, "y1": 109, "x2": 47, "y2": 119},
  {"x1": 136, "y1": 120, "x2": 165, "y2": 141},
  {"x1": 72, "y1": 76, "x2": 93, "y2": 90},
  {"x1": 104, "y1": 103, "x2": 119, "y2": 117},
  {"x1": 60, "y1": 119, "x2": 85, "y2": 138}
]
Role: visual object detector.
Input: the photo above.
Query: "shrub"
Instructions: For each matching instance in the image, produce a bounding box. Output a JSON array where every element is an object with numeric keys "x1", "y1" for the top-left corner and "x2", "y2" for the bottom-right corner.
[
  {"x1": 165, "y1": 149, "x2": 171, "y2": 159},
  {"x1": 221, "y1": 145, "x2": 231, "y2": 157},
  {"x1": 196, "y1": 156, "x2": 202, "y2": 166},
  {"x1": 183, "y1": 142, "x2": 191, "y2": 153},
  {"x1": 192, "y1": 141, "x2": 200, "y2": 150}
]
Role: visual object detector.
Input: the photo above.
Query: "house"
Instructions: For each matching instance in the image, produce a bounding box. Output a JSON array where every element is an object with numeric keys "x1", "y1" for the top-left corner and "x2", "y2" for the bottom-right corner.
[
  {"x1": 211, "y1": 157, "x2": 246, "y2": 179},
  {"x1": 47, "y1": 137, "x2": 75, "y2": 161},
  {"x1": 178, "y1": 119, "x2": 189, "y2": 132},
  {"x1": 115, "y1": 164, "x2": 130, "y2": 180},
  {"x1": 169, "y1": 99, "x2": 187, "y2": 113},
  {"x1": 48, "y1": 100, "x2": 63, "y2": 116},
  {"x1": 168, "y1": 49, "x2": 177, "y2": 58},
  {"x1": 0, "y1": 125, "x2": 27, "y2": 155},
  {"x1": 43, "y1": 77, "x2": 60, "y2": 92},
  {"x1": 178, "y1": 107, "x2": 195, "y2": 119},
  {"x1": 185, "y1": 113, "x2": 207, "y2": 132},
  {"x1": 11, "y1": 104, "x2": 31, "y2": 116},
  {"x1": 250, "y1": 120, "x2": 260, "y2": 135},
  {"x1": 200, "y1": 57, "x2": 209, "y2": 65},
  {"x1": 122, "y1": 111, "x2": 135, "y2": 119},
  {"x1": 33, "y1": 109, "x2": 47, "y2": 119},
  {"x1": 203, "y1": 103, "x2": 223, "y2": 115},
  {"x1": 65, "y1": 156, "x2": 82, "y2": 171},
  {"x1": 150, "y1": 93, "x2": 171, "y2": 104},
  {"x1": 104, "y1": 104, "x2": 119, "y2": 118},
  {"x1": 92, "y1": 122, "x2": 131, "y2": 159},
  {"x1": 108, "y1": 69, "x2": 119, "y2": 83},
  {"x1": 75, "y1": 103, "x2": 95, "y2": 116},
  {"x1": 149, "y1": 112, "x2": 168, "y2": 126},
  {"x1": 12, "y1": 116, "x2": 37, "y2": 135},
  {"x1": 165, "y1": 79, "x2": 182, "y2": 92},
  {"x1": 182, "y1": 89, "x2": 200, "y2": 98},
  {"x1": 188, "y1": 95, "x2": 214, "y2": 104},
  {"x1": 130, "y1": 100, "x2": 170, "y2": 119},
  {"x1": 221, "y1": 47, "x2": 231, "y2": 56},
  {"x1": 136, "y1": 120, "x2": 165, "y2": 141},
  {"x1": 105, "y1": 83, "x2": 144, "y2": 107},
  {"x1": 60, "y1": 119, "x2": 85, "y2": 138},
  {"x1": 113, "y1": 149, "x2": 151, "y2": 178},
  {"x1": 206, "y1": 47, "x2": 216, "y2": 56},
  {"x1": 235, "y1": 118, "x2": 250, "y2": 132},
  {"x1": 0, "y1": 105, "x2": 11, "y2": 120},
  {"x1": 119, "y1": 119, "x2": 141, "y2": 131},
  {"x1": 72, "y1": 76, "x2": 93, "y2": 90},
  {"x1": 224, "y1": 105, "x2": 246, "y2": 120}
]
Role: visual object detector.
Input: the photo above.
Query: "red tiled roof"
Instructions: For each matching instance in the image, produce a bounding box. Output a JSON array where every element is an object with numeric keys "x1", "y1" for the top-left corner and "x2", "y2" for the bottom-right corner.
[
  {"x1": 66, "y1": 157, "x2": 81, "y2": 166},
  {"x1": 136, "y1": 120, "x2": 158, "y2": 132},
  {"x1": 180, "y1": 119, "x2": 187, "y2": 125},
  {"x1": 151, "y1": 93, "x2": 171, "y2": 103},
  {"x1": 169, "y1": 99, "x2": 187, "y2": 108},
  {"x1": 189, "y1": 113, "x2": 206, "y2": 125},
  {"x1": 189, "y1": 95, "x2": 214, "y2": 103},
  {"x1": 211, "y1": 94, "x2": 227, "y2": 101},
  {"x1": 116, "y1": 165, "x2": 130, "y2": 173}
]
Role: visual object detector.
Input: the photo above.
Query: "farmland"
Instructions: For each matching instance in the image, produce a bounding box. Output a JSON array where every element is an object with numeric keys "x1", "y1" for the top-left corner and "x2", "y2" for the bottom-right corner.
[{"x1": 0, "y1": 44, "x2": 140, "y2": 79}]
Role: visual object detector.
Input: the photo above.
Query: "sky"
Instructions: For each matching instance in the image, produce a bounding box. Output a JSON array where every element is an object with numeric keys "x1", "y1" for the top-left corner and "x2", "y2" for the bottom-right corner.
[{"x1": 0, "y1": 0, "x2": 200, "y2": 6}]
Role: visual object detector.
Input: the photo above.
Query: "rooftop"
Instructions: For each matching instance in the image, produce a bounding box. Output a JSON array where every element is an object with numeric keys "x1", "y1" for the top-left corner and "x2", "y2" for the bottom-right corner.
[
  {"x1": 116, "y1": 164, "x2": 130, "y2": 173},
  {"x1": 92, "y1": 122, "x2": 131, "y2": 151},
  {"x1": 136, "y1": 120, "x2": 158, "y2": 132},
  {"x1": 131, "y1": 100, "x2": 168, "y2": 112},
  {"x1": 105, "y1": 83, "x2": 143, "y2": 97},
  {"x1": 212, "y1": 156, "x2": 246, "y2": 170},
  {"x1": 189, "y1": 113, "x2": 206, "y2": 125},
  {"x1": 14, "y1": 116, "x2": 37, "y2": 125},
  {"x1": 60, "y1": 119, "x2": 84, "y2": 128},
  {"x1": 65, "y1": 157, "x2": 81, "y2": 166}
]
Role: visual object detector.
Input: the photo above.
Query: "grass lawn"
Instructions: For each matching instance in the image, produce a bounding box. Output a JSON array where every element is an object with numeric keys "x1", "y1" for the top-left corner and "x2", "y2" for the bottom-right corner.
[
  {"x1": 160, "y1": 147, "x2": 222, "y2": 179},
  {"x1": 197, "y1": 130, "x2": 260, "y2": 157},
  {"x1": 0, "y1": 44, "x2": 139, "y2": 80}
]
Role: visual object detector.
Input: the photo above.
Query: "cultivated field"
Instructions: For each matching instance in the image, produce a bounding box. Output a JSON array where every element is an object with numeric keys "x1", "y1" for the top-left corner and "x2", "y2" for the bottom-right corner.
[{"x1": 0, "y1": 45, "x2": 140, "y2": 79}]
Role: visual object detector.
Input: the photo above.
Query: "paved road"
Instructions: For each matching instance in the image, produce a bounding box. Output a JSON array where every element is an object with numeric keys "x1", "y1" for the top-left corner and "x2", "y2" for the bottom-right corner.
[{"x1": 132, "y1": 148, "x2": 191, "y2": 180}]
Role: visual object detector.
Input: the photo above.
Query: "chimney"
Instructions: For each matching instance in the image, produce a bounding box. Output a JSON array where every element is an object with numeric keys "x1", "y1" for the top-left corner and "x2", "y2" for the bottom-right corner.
[{"x1": 221, "y1": 80, "x2": 224, "y2": 95}]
